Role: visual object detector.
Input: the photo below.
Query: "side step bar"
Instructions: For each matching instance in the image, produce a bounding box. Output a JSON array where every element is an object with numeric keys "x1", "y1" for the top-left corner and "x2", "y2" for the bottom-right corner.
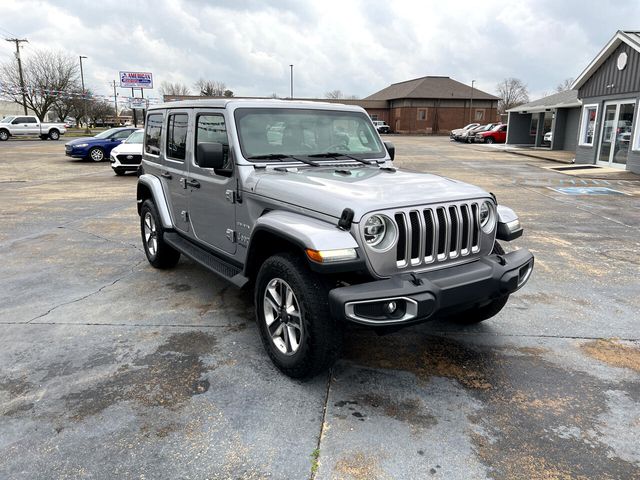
[{"x1": 164, "y1": 232, "x2": 249, "y2": 288}]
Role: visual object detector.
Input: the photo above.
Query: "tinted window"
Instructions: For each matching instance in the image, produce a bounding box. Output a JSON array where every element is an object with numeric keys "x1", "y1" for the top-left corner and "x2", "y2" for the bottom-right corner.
[
  {"x1": 145, "y1": 113, "x2": 163, "y2": 155},
  {"x1": 27, "y1": 117, "x2": 38, "y2": 124},
  {"x1": 166, "y1": 114, "x2": 188, "y2": 161},
  {"x1": 13, "y1": 117, "x2": 27, "y2": 124},
  {"x1": 196, "y1": 114, "x2": 231, "y2": 169},
  {"x1": 112, "y1": 129, "x2": 134, "y2": 139}
]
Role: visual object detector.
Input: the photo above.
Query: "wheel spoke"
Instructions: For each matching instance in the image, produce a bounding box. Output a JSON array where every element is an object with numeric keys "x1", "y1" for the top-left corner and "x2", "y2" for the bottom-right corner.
[
  {"x1": 287, "y1": 325, "x2": 299, "y2": 352},
  {"x1": 267, "y1": 283, "x2": 282, "y2": 307},
  {"x1": 285, "y1": 287, "x2": 294, "y2": 309},
  {"x1": 282, "y1": 323, "x2": 291, "y2": 352}
]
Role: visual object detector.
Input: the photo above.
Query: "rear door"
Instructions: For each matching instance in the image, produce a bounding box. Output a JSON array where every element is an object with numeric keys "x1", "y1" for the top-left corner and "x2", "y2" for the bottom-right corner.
[
  {"x1": 162, "y1": 111, "x2": 192, "y2": 233},
  {"x1": 186, "y1": 109, "x2": 237, "y2": 255}
]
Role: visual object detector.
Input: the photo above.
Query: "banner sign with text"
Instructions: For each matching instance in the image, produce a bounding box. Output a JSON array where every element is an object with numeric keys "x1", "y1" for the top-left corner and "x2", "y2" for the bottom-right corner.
[{"x1": 120, "y1": 71, "x2": 153, "y2": 89}]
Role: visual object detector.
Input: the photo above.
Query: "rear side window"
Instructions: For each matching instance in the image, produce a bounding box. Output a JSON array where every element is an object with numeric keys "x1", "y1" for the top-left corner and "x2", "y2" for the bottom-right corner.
[
  {"x1": 167, "y1": 113, "x2": 189, "y2": 161},
  {"x1": 145, "y1": 113, "x2": 163, "y2": 155}
]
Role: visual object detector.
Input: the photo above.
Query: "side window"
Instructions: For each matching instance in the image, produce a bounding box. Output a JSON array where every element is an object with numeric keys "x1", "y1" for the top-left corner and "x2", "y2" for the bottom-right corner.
[
  {"x1": 145, "y1": 113, "x2": 163, "y2": 155},
  {"x1": 167, "y1": 113, "x2": 189, "y2": 161},
  {"x1": 196, "y1": 114, "x2": 231, "y2": 170},
  {"x1": 113, "y1": 130, "x2": 133, "y2": 140},
  {"x1": 27, "y1": 117, "x2": 38, "y2": 124},
  {"x1": 12, "y1": 117, "x2": 26, "y2": 124}
]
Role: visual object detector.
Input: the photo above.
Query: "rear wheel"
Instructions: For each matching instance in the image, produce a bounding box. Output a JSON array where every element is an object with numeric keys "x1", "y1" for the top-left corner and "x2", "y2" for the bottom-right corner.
[
  {"x1": 140, "y1": 200, "x2": 180, "y2": 269},
  {"x1": 48, "y1": 129, "x2": 60, "y2": 140},
  {"x1": 449, "y1": 242, "x2": 509, "y2": 324},
  {"x1": 89, "y1": 147, "x2": 104, "y2": 162},
  {"x1": 255, "y1": 253, "x2": 343, "y2": 378}
]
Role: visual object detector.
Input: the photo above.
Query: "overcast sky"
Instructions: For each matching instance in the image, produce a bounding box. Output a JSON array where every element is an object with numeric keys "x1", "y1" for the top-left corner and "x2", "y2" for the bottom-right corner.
[{"x1": 0, "y1": 0, "x2": 638, "y2": 103}]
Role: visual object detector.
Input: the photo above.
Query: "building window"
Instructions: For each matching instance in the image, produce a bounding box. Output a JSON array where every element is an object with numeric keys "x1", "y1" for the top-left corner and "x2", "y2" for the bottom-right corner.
[
  {"x1": 579, "y1": 104, "x2": 598, "y2": 146},
  {"x1": 370, "y1": 114, "x2": 379, "y2": 121},
  {"x1": 474, "y1": 109, "x2": 485, "y2": 121},
  {"x1": 417, "y1": 109, "x2": 427, "y2": 121}
]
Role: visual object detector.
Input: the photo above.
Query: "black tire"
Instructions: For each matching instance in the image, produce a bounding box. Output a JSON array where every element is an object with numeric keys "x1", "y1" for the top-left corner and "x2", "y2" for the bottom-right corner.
[
  {"x1": 89, "y1": 147, "x2": 105, "y2": 162},
  {"x1": 48, "y1": 129, "x2": 60, "y2": 140},
  {"x1": 0, "y1": 129, "x2": 9, "y2": 141},
  {"x1": 140, "y1": 200, "x2": 181, "y2": 269},
  {"x1": 113, "y1": 168, "x2": 126, "y2": 176},
  {"x1": 40, "y1": 134, "x2": 48, "y2": 140},
  {"x1": 449, "y1": 242, "x2": 509, "y2": 324},
  {"x1": 485, "y1": 137, "x2": 495, "y2": 144},
  {"x1": 255, "y1": 253, "x2": 343, "y2": 378}
]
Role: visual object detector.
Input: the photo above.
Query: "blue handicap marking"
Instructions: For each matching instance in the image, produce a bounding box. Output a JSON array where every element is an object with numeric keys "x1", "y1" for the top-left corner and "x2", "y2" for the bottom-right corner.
[{"x1": 549, "y1": 186, "x2": 627, "y2": 196}]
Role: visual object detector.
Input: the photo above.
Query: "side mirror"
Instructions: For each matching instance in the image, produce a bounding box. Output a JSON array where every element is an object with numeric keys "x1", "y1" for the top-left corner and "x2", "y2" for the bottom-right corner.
[
  {"x1": 384, "y1": 141, "x2": 395, "y2": 161},
  {"x1": 196, "y1": 142, "x2": 225, "y2": 169}
]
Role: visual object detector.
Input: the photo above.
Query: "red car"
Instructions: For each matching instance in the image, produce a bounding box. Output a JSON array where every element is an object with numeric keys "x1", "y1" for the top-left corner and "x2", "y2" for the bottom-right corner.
[{"x1": 475, "y1": 124, "x2": 507, "y2": 144}]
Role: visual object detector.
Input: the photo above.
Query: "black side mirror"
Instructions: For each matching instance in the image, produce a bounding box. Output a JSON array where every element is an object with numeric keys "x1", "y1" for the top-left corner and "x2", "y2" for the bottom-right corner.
[
  {"x1": 196, "y1": 142, "x2": 225, "y2": 169},
  {"x1": 384, "y1": 141, "x2": 395, "y2": 161}
]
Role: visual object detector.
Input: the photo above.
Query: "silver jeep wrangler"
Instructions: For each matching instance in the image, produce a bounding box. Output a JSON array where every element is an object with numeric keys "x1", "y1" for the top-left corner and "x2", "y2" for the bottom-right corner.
[{"x1": 136, "y1": 99, "x2": 533, "y2": 378}]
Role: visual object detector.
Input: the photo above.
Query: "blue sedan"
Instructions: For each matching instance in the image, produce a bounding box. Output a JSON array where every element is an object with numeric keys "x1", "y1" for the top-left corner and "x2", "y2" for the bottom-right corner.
[{"x1": 65, "y1": 127, "x2": 139, "y2": 162}]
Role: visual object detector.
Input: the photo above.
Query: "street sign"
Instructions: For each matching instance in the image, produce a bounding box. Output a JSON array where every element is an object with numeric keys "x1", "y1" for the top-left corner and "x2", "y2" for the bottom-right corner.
[
  {"x1": 120, "y1": 71, "x2": 153, "y2": 89},
  {"x1": 129, "y1": 97, "x2": 149, "y2": 110}
]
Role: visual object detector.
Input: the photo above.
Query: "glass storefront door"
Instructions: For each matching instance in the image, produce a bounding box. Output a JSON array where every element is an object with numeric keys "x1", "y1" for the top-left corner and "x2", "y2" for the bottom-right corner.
[{"x1": 597, "y1": 101, "x2": 635, "y2": 167}]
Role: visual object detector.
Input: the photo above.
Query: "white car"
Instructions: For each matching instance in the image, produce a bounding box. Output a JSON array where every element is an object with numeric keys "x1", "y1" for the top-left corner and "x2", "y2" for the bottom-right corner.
[
  {"x1": 109, "y1": 129, "x2": 143, "y2": 175},
  {"x1": 543, "y1": 131, "x2": 552, "y2": 143},
  {"x1": 372, "y1": 120, "x2": 391, "y2": 133}
]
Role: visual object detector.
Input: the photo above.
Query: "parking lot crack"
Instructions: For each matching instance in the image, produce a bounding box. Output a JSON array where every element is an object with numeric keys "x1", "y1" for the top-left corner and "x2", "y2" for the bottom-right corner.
[
  {"x1": 310, "y1": 369, "x2": 333, "y2": 480},
  {"x1": 59, "y1": 225, "x2": 143, "y2": 252},
  {"x1": 26, "y1": 259, "x2": 146, "y2": 323}
]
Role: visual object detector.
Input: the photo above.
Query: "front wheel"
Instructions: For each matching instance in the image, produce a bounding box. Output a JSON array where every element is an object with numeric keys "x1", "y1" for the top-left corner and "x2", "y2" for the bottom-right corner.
[
  {"x1": 89, "y1": 147, "x2": 104, "y2": 162},
  {"x1": 485, "y1": 137, "x2": 495, "y2": 144},
  {"x1": 255, "y1": 253, "x2": 343, "y2": 378},
  {"x1": 0, "y1": 130, "x2": 9, "y2": 141},
  {"x1": 113, "y1": 168, "x2": 126, "y2": 176},
  {"x1": 140, "y1": 200, "x2": 181, "y2": 269}
]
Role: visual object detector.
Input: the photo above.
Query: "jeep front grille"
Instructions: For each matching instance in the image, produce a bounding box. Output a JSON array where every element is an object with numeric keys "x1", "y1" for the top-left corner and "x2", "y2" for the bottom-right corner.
[{"x1": 394, "y1": 202, "x2": 481, "y2": 268}]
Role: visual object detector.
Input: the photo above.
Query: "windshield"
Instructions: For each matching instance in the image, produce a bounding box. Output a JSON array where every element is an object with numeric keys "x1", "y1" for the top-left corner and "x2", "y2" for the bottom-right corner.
[
  {"x1": 94, "y1": 128, "x2": 121, "y2": 139},
  {"x1": 235, "y1": 108, "x2": 386, "y2": 161},
  {"x1": 1, "y1": 116, "x2": 15, "y2": 124},
  {"x1": 124, "y1": 131, "x2": 144, "y2": 143}
]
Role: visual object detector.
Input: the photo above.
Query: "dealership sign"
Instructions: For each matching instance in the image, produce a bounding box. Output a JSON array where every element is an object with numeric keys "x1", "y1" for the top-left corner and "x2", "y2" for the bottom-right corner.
[
  {"x1": 129, "y1": 97, "x2": 149, "y2": 110},
  {"x1": 120, "y1": 71, "x2": 153, "y2": 89}
]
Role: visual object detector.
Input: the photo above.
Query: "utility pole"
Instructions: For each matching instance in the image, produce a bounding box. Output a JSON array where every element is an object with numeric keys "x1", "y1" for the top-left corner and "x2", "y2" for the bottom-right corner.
[
  {"x1": 6, "y1": 38, "x2": 29, "y2": 115},
  {"x1": 470, "y1": 80, "x2": 475, "y2": 123},
  {"x1": 111, "y1": 80, "x2": 118, "y2": 123},
  {"x1": 79, "y1": 55, "x2": 89, "y2": 133},
  {"x1": 289, "y1": 64, "x2": 294, "y2": 99}
]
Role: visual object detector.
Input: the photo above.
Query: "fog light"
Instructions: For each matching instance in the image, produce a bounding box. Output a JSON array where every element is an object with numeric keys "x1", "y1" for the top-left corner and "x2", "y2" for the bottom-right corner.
[{"x1": 384, "y1": 301, "x2": 397, "y2": 314}]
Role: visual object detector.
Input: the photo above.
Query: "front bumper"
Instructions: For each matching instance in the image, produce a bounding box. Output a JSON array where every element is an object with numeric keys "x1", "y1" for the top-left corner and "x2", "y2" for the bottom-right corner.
[
  {"x1": 328, "y1": 249, "x2": 534, "y2": 326},
  {"x1": 65, "y1": 146, "x2": 89, "y2": 158}
]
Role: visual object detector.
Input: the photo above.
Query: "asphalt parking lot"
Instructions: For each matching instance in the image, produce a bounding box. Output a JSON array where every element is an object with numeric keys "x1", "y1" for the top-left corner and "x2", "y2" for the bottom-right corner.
[{"x1": 1, "y1": 136, "x2": 639, "y2": 480}]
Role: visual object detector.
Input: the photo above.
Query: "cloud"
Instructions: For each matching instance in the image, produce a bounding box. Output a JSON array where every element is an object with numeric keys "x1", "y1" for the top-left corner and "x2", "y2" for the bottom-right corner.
[{"x1": 0, "y1": 0, "x2": 637, "y2": 102}]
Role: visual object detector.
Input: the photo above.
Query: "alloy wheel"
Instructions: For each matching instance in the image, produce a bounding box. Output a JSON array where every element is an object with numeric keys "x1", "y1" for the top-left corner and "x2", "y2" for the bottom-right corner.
[
  {"x1": 263, "y1": 278, "x2": 303, "y2": 355},
  {"x1": 143, "y1": 212, "x2": 158, "y2": 257}
]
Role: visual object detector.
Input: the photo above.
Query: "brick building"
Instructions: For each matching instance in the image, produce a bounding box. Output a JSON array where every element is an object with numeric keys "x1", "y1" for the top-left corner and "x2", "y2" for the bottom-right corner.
[{"x1": 362, "y1": 76, "x2": 499, "y2": 134}]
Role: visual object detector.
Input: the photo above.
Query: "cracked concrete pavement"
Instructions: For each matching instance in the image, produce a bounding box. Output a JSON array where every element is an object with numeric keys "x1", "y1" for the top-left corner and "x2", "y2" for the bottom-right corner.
[{"x1": 1, "y1": 137, "x2": 639, "y2": 479}]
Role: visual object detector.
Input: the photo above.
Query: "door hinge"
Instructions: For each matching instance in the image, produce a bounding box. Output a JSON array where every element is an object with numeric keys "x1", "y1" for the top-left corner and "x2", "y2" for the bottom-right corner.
[
  {"x1": 181, "y1": 210, "x2": 189, "y2": 222},
  {"x1": 225, "y1": 189, "x2": 236, "y2": 204},
  {"x1": 225, "y1": 228, "x2": 236, "y2": 243}
]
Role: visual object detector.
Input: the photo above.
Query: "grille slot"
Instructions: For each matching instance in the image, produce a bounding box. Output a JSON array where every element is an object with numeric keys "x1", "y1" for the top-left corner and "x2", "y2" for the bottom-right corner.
[{"x1": 393, "y1": 201, "x2": 482, "y2": 270}]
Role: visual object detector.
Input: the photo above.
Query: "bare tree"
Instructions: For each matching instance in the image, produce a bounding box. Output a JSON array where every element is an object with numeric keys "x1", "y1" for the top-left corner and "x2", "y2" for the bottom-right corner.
[
  {"x1": 555, "y1": 77, "x2": 575, "y2": 93},
  {"x1": 0, "y1": 49, "x2": 79, "y2": 121},
  {"x1": 87, "y1": 100, "x2": 115, "y2": 126},
  {"x1": 223, "y1": 89, "x2": 234, "y2": 98},
  {"x1": 495, "y1": 78, "x2": 529, "y2": 114},
  {"x1": 51, "y1": 88, "x2": 83, "y2": 122},
  {"x1": 159, "y1": 81, "x2": 191, "y2": 97},
  {"x1": 194, "y1": 79, "x2": 229, "y2": 97},
  {"x1": 325, "y1": 89, "x2": 344, "y2": 99}
]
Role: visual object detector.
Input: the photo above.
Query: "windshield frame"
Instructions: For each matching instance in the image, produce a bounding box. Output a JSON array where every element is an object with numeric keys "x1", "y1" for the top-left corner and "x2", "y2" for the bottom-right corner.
[{"x1": 234, "y1": 107, "x2": 387, "y2": 163}]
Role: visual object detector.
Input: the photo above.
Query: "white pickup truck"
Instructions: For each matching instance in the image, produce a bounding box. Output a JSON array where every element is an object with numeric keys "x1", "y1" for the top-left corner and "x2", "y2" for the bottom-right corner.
[{"x1": 0, "y1": 115, "x2": 67, "y2": 141}]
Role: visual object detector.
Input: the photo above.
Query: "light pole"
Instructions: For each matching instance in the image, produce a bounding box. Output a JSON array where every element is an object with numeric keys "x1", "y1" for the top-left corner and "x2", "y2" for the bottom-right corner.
[
  {"x1": 289, "y1": 64, "x2": 294, "y2": 99},
  {"x1": 79, "y1": 55, "x2": 89, "y2": 133},
  {"x1": 470, "y1": 79, "x2": 475, "y2": 123}
]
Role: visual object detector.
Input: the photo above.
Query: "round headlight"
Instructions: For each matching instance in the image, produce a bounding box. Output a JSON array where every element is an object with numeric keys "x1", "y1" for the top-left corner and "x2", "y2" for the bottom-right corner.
[
  {"x1": 480, "y1": 201, "x2": 496, "y2": 232},
  {"x1": 364, "y1": 215, "x2": 386, "y2": 246}
]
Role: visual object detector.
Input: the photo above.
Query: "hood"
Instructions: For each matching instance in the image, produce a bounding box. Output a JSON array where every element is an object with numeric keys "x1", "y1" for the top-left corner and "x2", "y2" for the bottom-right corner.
[
  {"x1": 249, "y1": 165, "x2": 490, "y2": 220},
  {"x1": 66, "y1": 136, "x2": 98, "y2": 145},
  {"x1": 111, "y1": 143, "x2": 142, "y2": 156}
]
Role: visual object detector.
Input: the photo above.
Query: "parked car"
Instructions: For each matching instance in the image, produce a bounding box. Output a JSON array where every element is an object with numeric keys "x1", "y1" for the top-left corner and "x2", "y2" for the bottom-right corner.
[
  {"x1": 475, "y1": 124, "x2": 508, "y2": 144},
  {"x1": 450, "y1": 123, "x2": 480, "y2": 140},
  {"x1": 109, "y1": 129, "x2": 144, "y2": 175},
  {"x1": 460, "y1": 123, "x2": 501, "y2": 143},
  {"x1": 65, "y1": 127, "x2": 139, "y2": 162},
  {"x1": 0, "y1": 115, "x2": 67, "y2": 141},
  {"x1": 372, "y1": 120, "x2": 391, "y2": 133},
  {"x1": 136, "y1": 99, "x2": 533, "y2": 378},
  {"x1": 543, "y1": 131, "x2": 553, "y2": 143}
]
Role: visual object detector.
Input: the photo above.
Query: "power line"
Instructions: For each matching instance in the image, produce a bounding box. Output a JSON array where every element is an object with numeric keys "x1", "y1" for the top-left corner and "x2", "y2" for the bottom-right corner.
[{"x1": 0, "y1": 25, "x2": 18, "y2": 38}]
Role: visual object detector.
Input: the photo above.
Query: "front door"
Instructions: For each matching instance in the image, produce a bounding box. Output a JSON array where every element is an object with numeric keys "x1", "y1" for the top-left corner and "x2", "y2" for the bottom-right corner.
[
  {"x1": 187, "y1": 110, "x2": 237, "y2": 255},
  {"x1": 597, "y1": 101, "x2": 635, "y2": 167}
]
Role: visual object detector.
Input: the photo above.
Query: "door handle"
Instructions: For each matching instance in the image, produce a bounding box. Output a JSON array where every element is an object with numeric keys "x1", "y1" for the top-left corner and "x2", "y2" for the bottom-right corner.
[
  {"x1": 160, "y1": 171, "x2": 172, "y2": 179},
  {"x1": 186, "y1": 179, "x2": 200, "y2": 189}
]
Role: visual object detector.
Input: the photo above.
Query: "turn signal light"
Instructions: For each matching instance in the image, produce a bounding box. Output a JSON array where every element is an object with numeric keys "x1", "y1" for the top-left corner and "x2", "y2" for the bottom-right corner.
[{"x1": 305, "y1": 248, "x2": 357, "y2": 263}]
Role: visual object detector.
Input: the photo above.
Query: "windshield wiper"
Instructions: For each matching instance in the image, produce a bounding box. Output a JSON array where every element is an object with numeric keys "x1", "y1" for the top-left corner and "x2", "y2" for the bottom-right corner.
[
  {"x1": 308, "y1": 152, "x2": 378, "y2": 165},
  {"x1": 247, "y1": 153, "x2": 320, "y2": 167}
]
